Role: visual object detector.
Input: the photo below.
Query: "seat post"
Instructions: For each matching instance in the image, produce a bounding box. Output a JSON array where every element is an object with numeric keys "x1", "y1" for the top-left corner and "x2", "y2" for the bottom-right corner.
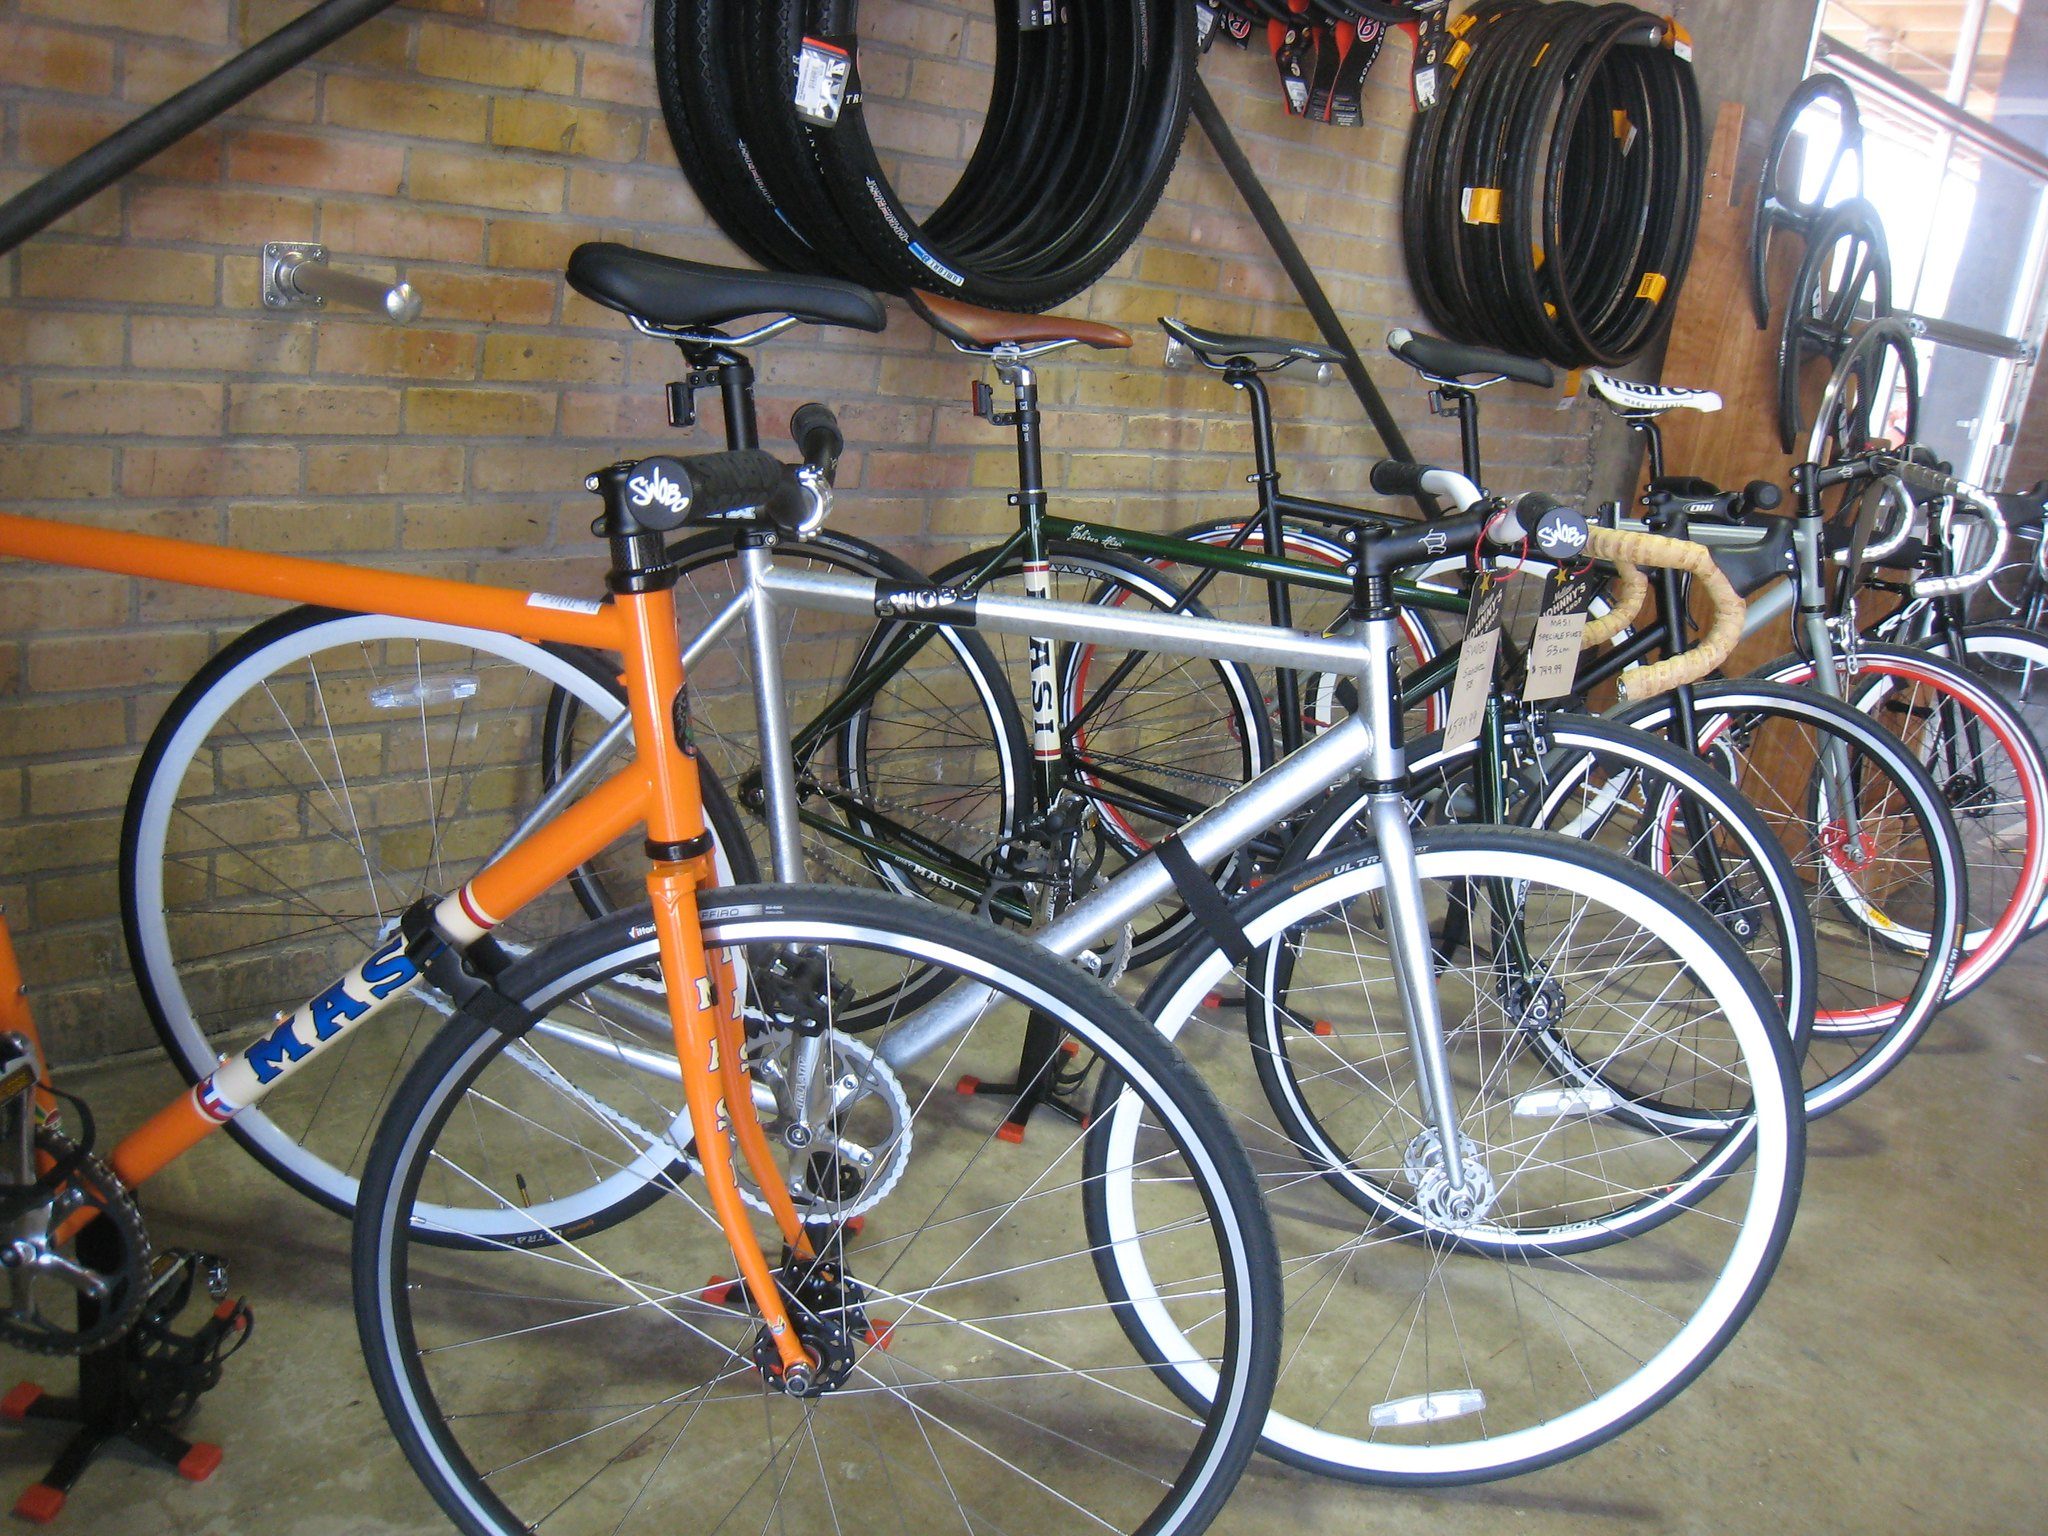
[
  {"x1": 1229, "y1": 363, "x2": 1304, "y2": 745},
  {"x1": 1431, "y1": 385, "x2": 1484, "y2": 485},
  {"x1": 712, "y1": 349, "x2": 760, "y2": 451},
  {"x1": 1627, "y1": 413, "x2": 1667, "y2": 483}
]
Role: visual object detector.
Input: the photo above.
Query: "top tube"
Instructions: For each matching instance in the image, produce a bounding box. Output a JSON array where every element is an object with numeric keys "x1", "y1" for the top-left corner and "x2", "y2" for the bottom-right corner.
[{"x1": 0, "y1": 509, "x2": 622, "y2": 654}]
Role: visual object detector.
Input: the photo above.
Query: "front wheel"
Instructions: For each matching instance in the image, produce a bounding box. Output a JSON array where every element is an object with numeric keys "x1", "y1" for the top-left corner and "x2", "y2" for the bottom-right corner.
[
  {"x1": 1096, "y1": 828, "x2": 1804, "y2": 1484},
  {"x1": 353, "y1": 886, "x2": 1280, "y2": 1536}
]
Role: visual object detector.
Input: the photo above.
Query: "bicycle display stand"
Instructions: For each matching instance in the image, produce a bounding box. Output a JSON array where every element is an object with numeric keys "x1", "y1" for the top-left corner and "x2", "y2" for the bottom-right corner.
[
  {"x1": 1, "y1": 1228, "x2": 248, "y2": 1524},
  {"x1": 956, "y1": 1012, "x2": 1090, "y2": 1142}
]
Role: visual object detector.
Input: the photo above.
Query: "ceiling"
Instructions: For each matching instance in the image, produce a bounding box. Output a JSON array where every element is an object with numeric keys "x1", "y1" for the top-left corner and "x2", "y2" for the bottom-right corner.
[{"x1": 1822, "y1": 0, "x2": 2023, "y2": 109}]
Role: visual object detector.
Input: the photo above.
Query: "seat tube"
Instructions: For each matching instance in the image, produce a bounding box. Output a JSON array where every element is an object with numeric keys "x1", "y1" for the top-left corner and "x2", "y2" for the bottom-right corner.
[
  {"x1": 1793, "y1": 467, "x2": 1863, "y2": 835},
  {"x1": 741, "y1": 539, "x2": 807, "y2": 884},
  {"x1": 1004, "y1": 355, "x2": 1062, "y2": 808}
]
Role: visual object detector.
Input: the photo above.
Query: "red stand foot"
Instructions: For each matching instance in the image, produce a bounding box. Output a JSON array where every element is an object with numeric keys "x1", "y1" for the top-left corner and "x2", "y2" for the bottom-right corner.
[
  {"x1": 12, "y1": 1484, "x2": 63, "y2": 1524},
  {"x1": 994, "y1": 1122, "x2": 1026, "y2": 1145},
  {"x1": 1311, "y1": 1021, "x2": 1334, "y2": 1037},
  {"x1": 843, "y1": 1216, "x2": 865, "y2": 1236},
  {"x1": 176, "y1": 1444, "x2": 222, "y2": 1483},
  {"x1": 700, "y1": 1276, "x2": 740, "y2": 1307},
  {"x1": 863, "y1": 1322, "x2": 895, "y2": 1351},
  {"x1": 954, "y1": 1075, "x2": 981, "y2": 1095},
  {"x1": 0, "y1": 1385, "x2": 43, "y2": 1423}
]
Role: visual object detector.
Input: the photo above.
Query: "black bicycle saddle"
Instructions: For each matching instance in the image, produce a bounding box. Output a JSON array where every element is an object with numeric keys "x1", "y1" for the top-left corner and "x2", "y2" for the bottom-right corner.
[{"x1": 567, "y1": 243, "x2": 887, "y2": 333}]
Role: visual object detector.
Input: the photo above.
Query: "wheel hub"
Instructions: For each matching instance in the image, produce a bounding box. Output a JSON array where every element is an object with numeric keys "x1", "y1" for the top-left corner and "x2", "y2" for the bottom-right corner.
[
  {"x1": 1497, "y1": 970, "x2": 1567, "y2": 1033},
  {"x1": 751, "y1": 1256, "x2": 872, "y2": 1398},
  {"x1": 1404, "y1": 1129, "x2": 1496, "y2": 1229},
  {"x1": 1821, "y1": 821, "x2": 1879, "y2": 873}
]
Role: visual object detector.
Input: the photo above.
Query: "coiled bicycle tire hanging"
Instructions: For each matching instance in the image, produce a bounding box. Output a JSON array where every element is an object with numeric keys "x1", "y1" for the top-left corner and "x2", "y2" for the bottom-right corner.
[
  {"x1": 652, "y1": 1, "x2": 1194, "y2": 312},
  {"x1": 1402, "y1": 0, "x2": 1704, "y2": 370}
]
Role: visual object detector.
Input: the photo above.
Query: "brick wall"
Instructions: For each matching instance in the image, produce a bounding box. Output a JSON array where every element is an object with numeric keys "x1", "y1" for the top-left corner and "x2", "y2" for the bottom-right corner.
[{"x1": 0, "y1": 0, "x2": 1595, "y2": 1064}]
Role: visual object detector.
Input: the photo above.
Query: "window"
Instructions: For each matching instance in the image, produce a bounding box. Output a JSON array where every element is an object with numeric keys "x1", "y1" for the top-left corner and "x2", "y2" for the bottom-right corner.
[{"x1": 1811, "y1": 1, "x2": 2048, "y2": 484}]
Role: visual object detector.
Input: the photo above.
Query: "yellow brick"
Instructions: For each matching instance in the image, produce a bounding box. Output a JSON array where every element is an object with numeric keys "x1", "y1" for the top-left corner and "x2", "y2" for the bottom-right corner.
[
  {"x1": 0, "y1": 311, "x2": 122, "y2": 369},
  {"x1": 410, "y1": 147, "x2": 565, "y2": 214},
  {"x1": 26, "y1": 757, "x2": 131, "y2": 817},
  {"x1": 130, "y1": 316, "x2": 313, "y2": 373},
  {"x1": 420, "y1": 270, "x2": 559, "y2": 325},
  {"x1": 490, "y1": 0, "x2": 642, "y2": 43},
  {"x1": 20, "y1": 246, "x2": 215, "y2": 306},
  {"x1": 578, "y1": 51, "x2": 660, "y2": 109},
  {"x1": 399, "y1": 503, "x2": 549, "y2": 551},
  {"x1": 491, "y1": 98, "x2": 642, "y2": 162},
  {"x1": 25, "y1": 632, "x2": 215, "y2": 695},
  {"x1": 304, "y1": 444, "x2": 464, "y2": 496},
  {"x1": 129, "y1": 186, "x2": 320, "y2": 246},
  {"x1": 323, "y1": 75, "x2": 489, "y2": 141},
  {"x1": 227, "y1": 383, "x2": 400, "y2": 436},
  {"x1": 33, "y1": 379, "x2": 222, "y2": 437},
  {"x1": 0, "y1": 699, "x2": 125, "y2": 758},
  {"x1": 0, "y1": 446, "x2": 114, "y2": 500},
  {"x1": 417, "y1": 22, "x2": 577, "y2": 94},
  {"x1": 32, "y1": 871, "x2": 120, "y2": 928},
  {"x1": 405, "y1": 386, "x2": 555, "y2": 436},
  {"x1": 320, "y1": 202, "x2": 486, "y2": 266},
  {"x1": 226, "y1": 503, "x2": 400, "y2": 554},
  {"x1": 486, "y1": 219, "x2": 604, "y2": 273},
  {"x1": 228, "y1": 128, "x2": 405, "y2": 195},
  {"x1": 22, "y1": 0, "x2": 226, "y2": 38},
  {"x1": 315, "y1": 325, "x2": 481, "y2": 381},
  {"x1": 0, "y1": 23, "x2": 115, "y2": 94},
  {"x1": 122, "y1": 446, "x2": 298, "y2": 499},
  {"x1": 0, "y1": 571, "x2": 128, "y2": 634},
  {"x1": 480, "y1": 333, "x2": 623, "y2": 384}
]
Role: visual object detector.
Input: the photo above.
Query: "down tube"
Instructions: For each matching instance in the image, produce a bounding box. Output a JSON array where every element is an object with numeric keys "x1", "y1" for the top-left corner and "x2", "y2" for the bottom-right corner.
[{"x1": 109, "y1": 766, "x2": 650, "y2": 1189}]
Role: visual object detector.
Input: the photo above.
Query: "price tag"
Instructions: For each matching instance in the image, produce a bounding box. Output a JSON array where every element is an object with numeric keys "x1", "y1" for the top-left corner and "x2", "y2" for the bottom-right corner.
[
  {"x1": 794, "y1": 37, "x2": 854, "y2": 127},
  {"x1": 1440, "y1": 573, "x2": 1504, "y2": 749},
  {"x1": 1524, "y1": 567, "x2": 1600, "y2": 701}
]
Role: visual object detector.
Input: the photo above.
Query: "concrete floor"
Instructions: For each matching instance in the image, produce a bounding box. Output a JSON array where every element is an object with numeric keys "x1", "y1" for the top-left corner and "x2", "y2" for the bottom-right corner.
[{"x1": 2, "y1": 938, "x2": 2043, "y2": 1536}]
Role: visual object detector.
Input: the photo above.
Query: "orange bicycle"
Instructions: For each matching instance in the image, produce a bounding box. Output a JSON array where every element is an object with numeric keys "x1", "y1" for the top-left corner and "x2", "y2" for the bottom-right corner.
[{"x1": 0, "y1": 263, "x2": 1279, "y2": 1536}]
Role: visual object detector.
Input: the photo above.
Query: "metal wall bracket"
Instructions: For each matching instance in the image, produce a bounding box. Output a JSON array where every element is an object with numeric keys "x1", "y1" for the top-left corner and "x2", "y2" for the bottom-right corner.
[{"x1": 262, "y1": 241, "x2": 421, "y2": 323}]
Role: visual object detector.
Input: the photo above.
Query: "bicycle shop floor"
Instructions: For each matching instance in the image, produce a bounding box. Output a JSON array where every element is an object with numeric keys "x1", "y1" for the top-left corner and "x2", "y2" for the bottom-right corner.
[{"x1": 4, "y1": 935, "x2": 2043, "y2": 1536}]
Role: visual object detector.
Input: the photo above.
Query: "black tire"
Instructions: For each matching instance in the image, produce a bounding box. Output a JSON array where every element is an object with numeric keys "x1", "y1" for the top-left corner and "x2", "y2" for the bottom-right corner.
[{"x1": 353, "y1": 885, "x2": 1281, "y2": 1536}]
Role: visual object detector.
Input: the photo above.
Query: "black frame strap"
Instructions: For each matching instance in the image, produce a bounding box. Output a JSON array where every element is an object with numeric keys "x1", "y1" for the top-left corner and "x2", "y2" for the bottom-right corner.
[{"x1": 1153, "y1": 835, "x2": 1257, "y2": 968}]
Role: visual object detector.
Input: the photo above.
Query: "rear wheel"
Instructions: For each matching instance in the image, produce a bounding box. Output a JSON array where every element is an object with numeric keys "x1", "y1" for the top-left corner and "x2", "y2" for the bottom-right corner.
[
  {"x1": 929, "y1": 543, "x2": 1271, "y2": 968},
  {"x1": 1758, "y1": 643, "x2": 2044, "y2": 995},
  {"x1": 119, "y1": 606, "x2": 746, "y2": 1231}
]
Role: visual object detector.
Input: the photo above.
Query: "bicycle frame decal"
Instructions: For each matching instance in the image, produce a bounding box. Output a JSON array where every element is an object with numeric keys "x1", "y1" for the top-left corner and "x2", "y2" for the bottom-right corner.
[{"x1": 201, "y1": 934, "x2": 421, "y2": 1120}]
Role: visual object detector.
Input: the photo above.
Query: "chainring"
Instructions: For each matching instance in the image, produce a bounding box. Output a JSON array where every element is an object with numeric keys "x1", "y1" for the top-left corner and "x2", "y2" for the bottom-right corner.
[{"x1": 0, "y1": 1128, "x2": 152, "y2": 1355}]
